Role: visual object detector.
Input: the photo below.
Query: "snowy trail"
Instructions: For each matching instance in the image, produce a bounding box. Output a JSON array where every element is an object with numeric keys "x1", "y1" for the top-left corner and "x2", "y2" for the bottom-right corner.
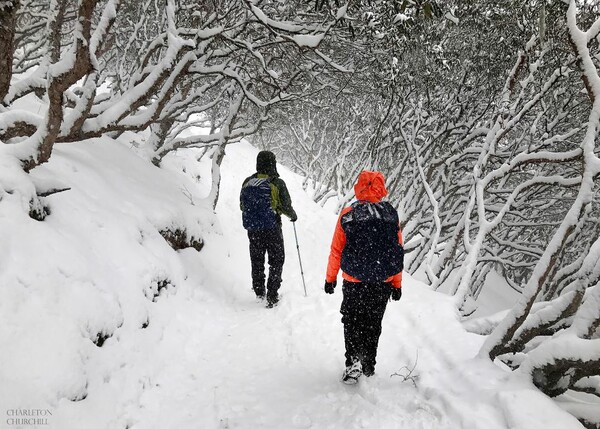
[
  {"x1": 116, "y1": 141, "x2": 552, "y2": 429},
  {"x1": 110, "y1": 142, "x2": 457, "y2": 429},
  {"x1": 1, "y1": 139, "x2": 584, "y2": 429},
  {"x1": 116, "y1": 252, "x2": 451, "y2": 429}
]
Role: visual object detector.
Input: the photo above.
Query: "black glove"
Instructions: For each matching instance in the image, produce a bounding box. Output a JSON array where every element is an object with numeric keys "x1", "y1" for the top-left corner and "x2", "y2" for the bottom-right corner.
[
  {"x1": 324, "y1": 280, "x2": 336, "y2": 294},
  {"x1": 391, "y1": 287, "x2": 402, "y2": 301},
  {"x1": 290, "y1": 213, "x2": 298, "y2": 222}
]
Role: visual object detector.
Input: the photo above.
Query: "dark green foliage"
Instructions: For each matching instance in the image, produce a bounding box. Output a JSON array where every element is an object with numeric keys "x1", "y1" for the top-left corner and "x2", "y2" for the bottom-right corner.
[
  {"x1": 145, "y1": 278, "x2": 175, "y2": 302},
  {"x1": 28, "y1": 198, "x2": 50, "y2": 221},
  {"x1": 159, "y1": 228, "x2": 203, "y2": 252},
  {"x1": 92, "y1": 331, "x2": 111, "y2": 347}
]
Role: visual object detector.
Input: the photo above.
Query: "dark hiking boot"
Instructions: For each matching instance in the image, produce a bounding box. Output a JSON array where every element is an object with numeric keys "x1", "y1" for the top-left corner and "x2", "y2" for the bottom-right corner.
[
  {"x1": 253, "y1": 286, "x2": 265, "y2": 298},
  {"x1": 341, "y1": 360, "x2": 362, "y2": 385},
  {"x1": 362, "y1": 365, "x2": 375, "y2": 377},
  {"x1": 266, "y1": 294, "x2": 279, "y2": 308},
  {"x1": 362, "y1": 359, "x2": 375, "y2": 377}
]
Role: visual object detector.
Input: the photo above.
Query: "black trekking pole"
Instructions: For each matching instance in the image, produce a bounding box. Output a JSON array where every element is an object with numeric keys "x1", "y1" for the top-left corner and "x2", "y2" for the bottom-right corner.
[{"x1": 292, "y1": 223, "x2": 308, "y2": 297}]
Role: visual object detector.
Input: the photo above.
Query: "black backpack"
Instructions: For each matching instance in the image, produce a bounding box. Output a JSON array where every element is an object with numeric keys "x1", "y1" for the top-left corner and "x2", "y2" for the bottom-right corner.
[
  {"x1": 241, "y1": 177, "x2": 278, "y2": 231},
  {"x1": 340, "y1": 201, "x2": 404, "y2": 282}
]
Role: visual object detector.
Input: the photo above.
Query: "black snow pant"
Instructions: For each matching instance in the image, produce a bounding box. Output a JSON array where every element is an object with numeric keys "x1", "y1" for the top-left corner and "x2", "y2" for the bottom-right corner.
[
  {"x1": 340, "y1": 280, "x2": 392, "y2": 373},
  {"x1": 248, "y1": 227, "x2": 285, "y2": 300}
]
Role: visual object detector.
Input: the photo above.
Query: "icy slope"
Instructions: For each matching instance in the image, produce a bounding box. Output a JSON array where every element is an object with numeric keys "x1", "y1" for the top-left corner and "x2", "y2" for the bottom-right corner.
[{"x1": 0, "y1": 139, "x2": 583, "y2": 429}]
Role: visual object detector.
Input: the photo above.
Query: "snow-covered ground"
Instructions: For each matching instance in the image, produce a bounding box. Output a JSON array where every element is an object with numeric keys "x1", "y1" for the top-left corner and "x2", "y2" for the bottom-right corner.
[{"x1": 0, "y1": 139, "x2": 585, "y2": 429}]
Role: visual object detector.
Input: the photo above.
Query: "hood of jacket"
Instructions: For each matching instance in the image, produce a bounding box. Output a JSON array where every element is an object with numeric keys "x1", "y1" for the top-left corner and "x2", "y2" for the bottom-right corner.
[
  {"x1": 256, "y1": 150, "x2": 279, "y2": 177},
  {"x1": 354, "y1": 170, "x2": 388, "y2": 203}
]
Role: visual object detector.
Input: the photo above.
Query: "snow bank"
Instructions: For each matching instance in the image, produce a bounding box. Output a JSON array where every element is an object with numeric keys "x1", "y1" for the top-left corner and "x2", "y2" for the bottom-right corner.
[{"x1": 0, "y1": 136, "x2": 213, "y2": 426}]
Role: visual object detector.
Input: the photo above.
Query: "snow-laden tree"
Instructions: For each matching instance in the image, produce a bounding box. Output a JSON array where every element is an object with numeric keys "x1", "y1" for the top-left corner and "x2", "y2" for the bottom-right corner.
[
  {"x1": 475, "y1": 1, "x2": 600, "y2": 415},
  {"x1": 253, "y1": 86, "x2": 388, "y2": 207},
  {"x1": 0, "y1": 0, "x2": 349, "y2": 209},
  {"x1": 253, "y1": 0, "x2": 449, "y2": 208}
]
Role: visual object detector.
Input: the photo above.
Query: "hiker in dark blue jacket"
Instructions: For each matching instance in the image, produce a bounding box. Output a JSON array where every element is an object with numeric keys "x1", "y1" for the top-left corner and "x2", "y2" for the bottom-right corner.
[{"x1": 240, "y1": 151, "x2": 297, "y2": 308}]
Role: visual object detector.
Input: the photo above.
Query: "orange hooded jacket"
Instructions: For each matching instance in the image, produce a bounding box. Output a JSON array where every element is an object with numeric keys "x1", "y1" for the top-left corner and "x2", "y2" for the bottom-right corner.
[{"x1": 325, "y1": 171, "x2": 403, "y2": 288}]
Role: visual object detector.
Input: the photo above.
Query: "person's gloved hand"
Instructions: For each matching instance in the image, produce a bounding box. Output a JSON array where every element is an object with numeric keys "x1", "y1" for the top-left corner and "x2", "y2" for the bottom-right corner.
[
  {"x1": 324, "y1": 280, "x2": 336, "y2": 294},
  {"x1": 290, "y1": 213, "x2": 298, "y2": 222},
  {"x1": 391, "y1": 287, "x2": 402, "y2": 301}
]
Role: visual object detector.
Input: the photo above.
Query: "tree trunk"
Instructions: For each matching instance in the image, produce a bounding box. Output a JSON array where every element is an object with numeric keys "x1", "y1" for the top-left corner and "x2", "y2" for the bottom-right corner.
[
  {"x1": 531, "y1": 354, "x2": 600, "y2": 397},
  {"x1": 22, "y1": 0, "x2": 97, "y2": 171},
  {"x1": 0, "y1": 0, "x2": 20, "y2": 103}
]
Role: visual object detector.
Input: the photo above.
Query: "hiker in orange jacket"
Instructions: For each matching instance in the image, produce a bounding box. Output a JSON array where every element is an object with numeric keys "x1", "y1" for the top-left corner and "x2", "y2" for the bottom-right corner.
[{"x1": 324, "y1": 170, "x2": 404, "y2": 384}]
